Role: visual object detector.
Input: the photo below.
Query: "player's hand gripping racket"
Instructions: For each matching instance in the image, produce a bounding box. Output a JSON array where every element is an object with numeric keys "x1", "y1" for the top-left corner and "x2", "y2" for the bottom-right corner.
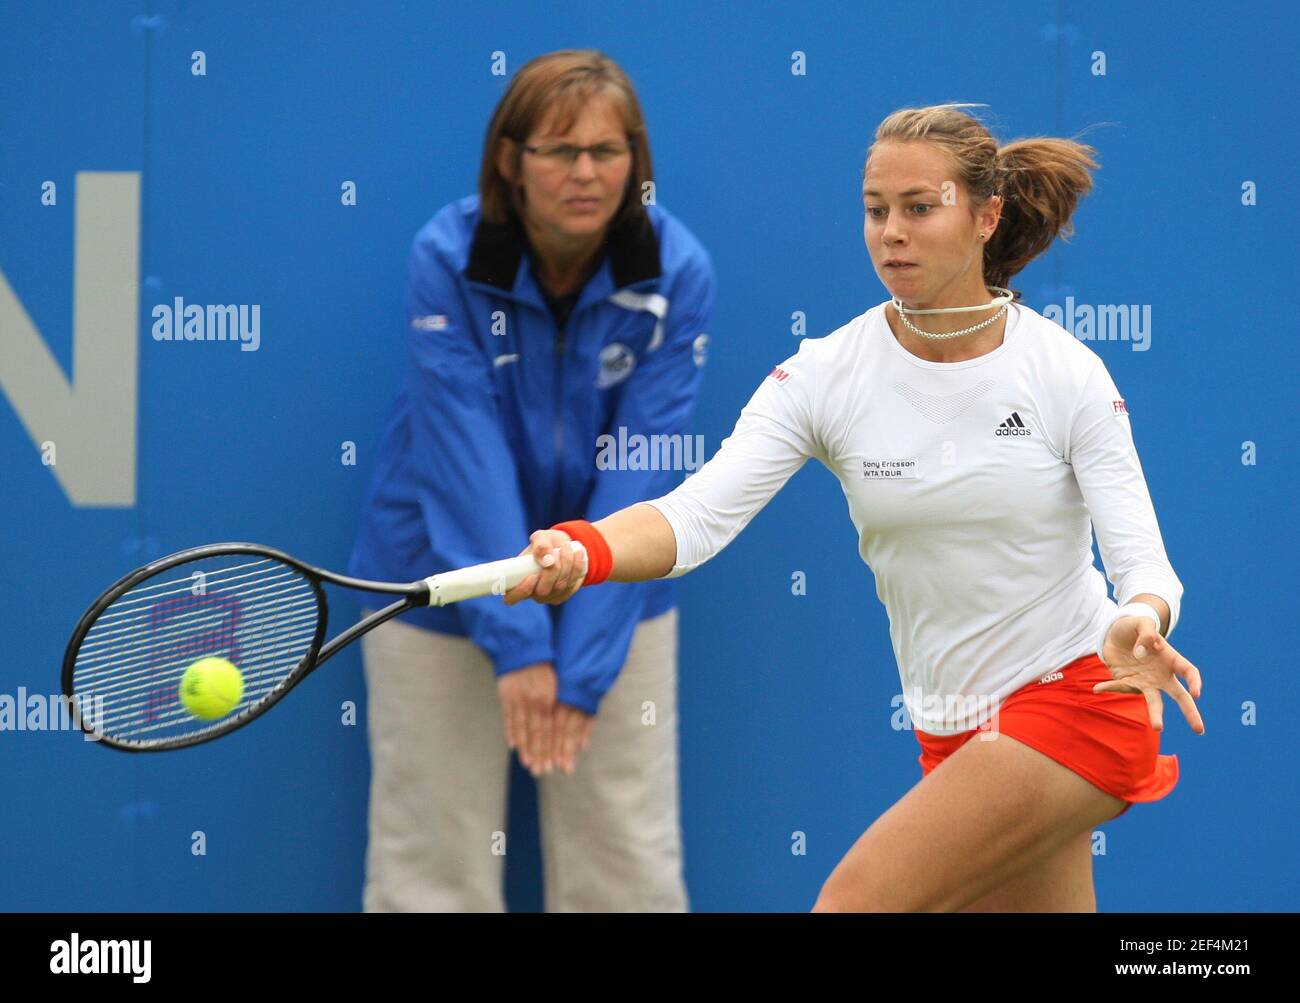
[{"x1": 61, "y1": 540, "x2": 585, "y2": 752}]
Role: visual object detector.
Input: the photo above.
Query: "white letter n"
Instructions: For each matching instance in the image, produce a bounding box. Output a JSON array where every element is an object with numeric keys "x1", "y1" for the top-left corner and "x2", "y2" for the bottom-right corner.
[{"x1": 0, "y1": 172, "x2": 140, "y2": 505}]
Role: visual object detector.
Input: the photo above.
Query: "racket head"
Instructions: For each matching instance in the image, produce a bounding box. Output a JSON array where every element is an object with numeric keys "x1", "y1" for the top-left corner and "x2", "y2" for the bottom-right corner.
[{"x1": 62, "y1": 543, "x2": 328, "y2": 752}]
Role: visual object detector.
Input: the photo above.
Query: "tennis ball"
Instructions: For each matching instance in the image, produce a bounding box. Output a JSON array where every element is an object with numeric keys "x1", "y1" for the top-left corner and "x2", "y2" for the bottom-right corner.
[{"x1": 179, "y1": 656, "x2": 245, "y2": 720}]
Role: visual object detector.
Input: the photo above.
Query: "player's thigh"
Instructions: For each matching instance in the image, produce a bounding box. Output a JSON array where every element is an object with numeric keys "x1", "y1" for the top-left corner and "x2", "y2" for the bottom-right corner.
[
  {"x1": 956, "y1": 826, "x2": 1097, "y2": 912},
  {"x1": 813, "y1": 732, "x2": 1125, "y2": 912}
]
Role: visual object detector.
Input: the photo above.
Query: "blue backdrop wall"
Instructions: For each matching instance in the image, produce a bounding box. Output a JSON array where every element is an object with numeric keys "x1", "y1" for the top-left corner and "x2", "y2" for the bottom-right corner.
[{"x1": 2, "y1": 0, "x2": 1296, "y2": 911}]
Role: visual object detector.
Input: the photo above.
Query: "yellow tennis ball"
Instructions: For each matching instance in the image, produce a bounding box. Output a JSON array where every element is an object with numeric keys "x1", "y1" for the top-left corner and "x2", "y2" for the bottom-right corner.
[{"x1": 179, "y1": 657, "x2": 245, "y2": 720}]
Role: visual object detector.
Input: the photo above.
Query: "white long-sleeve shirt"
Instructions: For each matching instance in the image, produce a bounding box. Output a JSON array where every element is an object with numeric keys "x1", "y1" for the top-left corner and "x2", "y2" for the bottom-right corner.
[{"x1": 642, "y1": 300, "x2": 1184, "y2": 735}]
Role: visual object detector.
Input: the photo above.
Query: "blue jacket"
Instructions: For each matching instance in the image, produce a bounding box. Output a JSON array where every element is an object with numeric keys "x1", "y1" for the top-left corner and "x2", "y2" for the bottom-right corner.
[{"x1": 348, "y1": 194, "x2": 714, "y2": 713}]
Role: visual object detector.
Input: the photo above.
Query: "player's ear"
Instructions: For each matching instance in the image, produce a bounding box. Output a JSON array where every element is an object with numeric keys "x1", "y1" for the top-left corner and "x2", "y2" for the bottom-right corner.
[{"x1": 982, "y1": 194, "x2": 1003, "y2": 238}]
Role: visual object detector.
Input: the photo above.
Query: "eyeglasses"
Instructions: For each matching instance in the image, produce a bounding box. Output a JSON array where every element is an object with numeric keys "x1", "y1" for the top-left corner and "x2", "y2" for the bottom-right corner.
[{"x1": 519, "y1": 140, "x2": 635, "y2": 167}]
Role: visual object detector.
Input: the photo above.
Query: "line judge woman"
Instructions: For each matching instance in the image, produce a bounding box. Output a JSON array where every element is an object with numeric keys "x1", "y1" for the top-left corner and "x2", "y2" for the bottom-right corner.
[
  {"x1": 348, "y1": 50, "x2": 715, "y2": 912},
  {"x1": 504, "y1": 103, "x2": 1204, "y2": 912}
]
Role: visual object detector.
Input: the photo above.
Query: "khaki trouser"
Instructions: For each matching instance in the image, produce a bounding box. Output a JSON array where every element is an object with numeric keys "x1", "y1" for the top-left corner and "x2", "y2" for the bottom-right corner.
[{"x1": 359, "y1": 606, "x2": 688, "y2": 912}]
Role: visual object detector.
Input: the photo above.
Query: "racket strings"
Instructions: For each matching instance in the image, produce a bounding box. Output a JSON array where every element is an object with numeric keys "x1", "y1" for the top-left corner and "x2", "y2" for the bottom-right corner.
[
  {"x1": 88, "y1": 557, "x2": 279, "y2": 608},
  {"x1": 76, "y1": 608, "x2": 319, "y2": 694},
  {"x1": 89, "y1": 621, "x2": 318, "y2": 723},
  {"x1": 76, "y1": 588, "x2": 315, "y2": 671},
  {"x1": 80, "y1": 565, "x2": 306, "y2": 641},
  {"x1": 71, "y1": 555, "x2": 322, "y2": 745}
]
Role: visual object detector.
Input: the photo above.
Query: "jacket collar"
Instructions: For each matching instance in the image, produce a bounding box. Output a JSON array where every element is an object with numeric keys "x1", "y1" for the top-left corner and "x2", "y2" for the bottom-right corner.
[{"x1": 464, "y1": 203, "x2": 661, "y2": 297}]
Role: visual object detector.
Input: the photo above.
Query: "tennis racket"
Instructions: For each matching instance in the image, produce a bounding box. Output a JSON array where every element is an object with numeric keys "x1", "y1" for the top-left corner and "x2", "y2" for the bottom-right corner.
[{"x1": 61, "y1": 539, "x2": 584, "y2": 752}]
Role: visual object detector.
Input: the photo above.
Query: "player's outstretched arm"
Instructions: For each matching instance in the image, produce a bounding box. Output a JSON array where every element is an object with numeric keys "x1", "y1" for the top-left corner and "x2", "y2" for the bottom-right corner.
[{"x1": 502, "y1": 503, "x2": 676, "y2": 606}]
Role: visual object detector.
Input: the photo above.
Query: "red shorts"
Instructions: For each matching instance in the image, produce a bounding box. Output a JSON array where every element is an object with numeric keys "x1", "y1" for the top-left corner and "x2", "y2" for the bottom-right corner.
[{"x1": 914, "y1": 653, "x2": 1178, "y2": 816}]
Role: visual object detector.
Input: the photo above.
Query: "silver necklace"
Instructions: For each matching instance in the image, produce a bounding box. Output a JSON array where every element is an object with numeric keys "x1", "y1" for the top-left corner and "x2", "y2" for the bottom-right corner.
[{"x1": 891, "y1": 285, "x2": 1015, "y2": 341}]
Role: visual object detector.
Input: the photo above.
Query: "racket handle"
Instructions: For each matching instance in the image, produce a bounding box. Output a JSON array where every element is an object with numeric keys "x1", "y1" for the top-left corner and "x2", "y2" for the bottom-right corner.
[{"x1": 422, "y1": 540, "x2": 587, "y2": 607}]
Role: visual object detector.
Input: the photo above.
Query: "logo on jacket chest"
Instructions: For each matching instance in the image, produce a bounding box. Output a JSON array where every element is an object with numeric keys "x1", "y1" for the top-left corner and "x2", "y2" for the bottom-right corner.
[{"x1": 596, "y1": 342, "x2": 636, "y2": 389}]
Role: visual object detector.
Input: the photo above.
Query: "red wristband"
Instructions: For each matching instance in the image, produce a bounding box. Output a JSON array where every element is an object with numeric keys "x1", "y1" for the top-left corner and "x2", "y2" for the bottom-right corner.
[{"x1": 549, "y1": 519, "x2": 613, "y2": 587}]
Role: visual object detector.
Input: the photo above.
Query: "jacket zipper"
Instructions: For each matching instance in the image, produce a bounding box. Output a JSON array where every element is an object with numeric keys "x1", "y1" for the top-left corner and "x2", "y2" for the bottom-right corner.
[{"x1": 553, "y1": 323, "x2": 565, "y2": 522}]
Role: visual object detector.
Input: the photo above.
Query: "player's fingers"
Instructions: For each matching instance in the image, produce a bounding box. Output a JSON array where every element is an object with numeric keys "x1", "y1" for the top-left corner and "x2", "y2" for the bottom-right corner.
[
  {"x1": 501, "y1": 543, "x2": 534, "y2": 604},
  {"x1": 530, "y1": 530, "x2": 569, "y2": 570},
  {"x1": 548, "y1": 542, "x2": 578, "y2": 597},
  {"x1": 544, "y1": 546, "x2": 587, "y2": 604},
  {"x1": 566, "y1": 547, "x2": 590, "y2": 598},
  {"x1": 535, "y1": 550, "x2": 560, "y2": 598},
  {"x1": 503, "y1": 572, "x2": 538, "y2": 606},
  {"x1": 552, "y1": 542, "x2": 579, "y2": 595},
  {"x1": 1092, "y1": 678, "x2": 1140, "y2": 695},
  {"x1": 530, "y1": 554, "x2": 557, "y2": 600},
  {"x1": 1172, "y1": 651, "x2": 1203, "y2": 699},
  {"x1": 531, "y1": 530, "x2": 577, "y2": 599},
  {"x1": 1135, "y1": 623, "x2": 1172, "y2": 660},
  {"x1": 1142, "y1": 686, "x2": 1164, "y2": 732},
  {"x1": 526, "y1": 532, "x2": 550, "y2": 596},
  {"x1": 1163, "y1": 674, "x2": 1205, "y2": 735}
]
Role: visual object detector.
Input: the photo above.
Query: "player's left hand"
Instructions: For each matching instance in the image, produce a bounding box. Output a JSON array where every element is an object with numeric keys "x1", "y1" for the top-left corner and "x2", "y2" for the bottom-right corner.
[{"x1": 1095, "y1": 616, "x2": 1205, "y2": 735}]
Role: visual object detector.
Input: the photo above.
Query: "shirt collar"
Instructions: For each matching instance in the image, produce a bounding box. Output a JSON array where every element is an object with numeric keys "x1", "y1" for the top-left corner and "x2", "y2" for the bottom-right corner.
[{"x1": 465, "y1": 203, "x2": 662, "y2": 296}]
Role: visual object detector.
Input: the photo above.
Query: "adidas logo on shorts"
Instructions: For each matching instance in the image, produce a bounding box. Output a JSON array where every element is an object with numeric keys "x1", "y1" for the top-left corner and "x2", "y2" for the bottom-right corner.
[{"x1": 1038, "y1": 670, "x2": 1064, "y2": 684}]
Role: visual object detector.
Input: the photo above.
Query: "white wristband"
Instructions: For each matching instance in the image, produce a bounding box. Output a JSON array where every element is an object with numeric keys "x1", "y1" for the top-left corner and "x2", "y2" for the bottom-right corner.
[{"x1": 1096, "y1": 602, "x2": 1163, "y2": 661}]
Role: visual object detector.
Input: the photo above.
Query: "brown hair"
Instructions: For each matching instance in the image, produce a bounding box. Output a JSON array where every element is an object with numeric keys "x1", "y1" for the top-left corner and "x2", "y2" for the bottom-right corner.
[
  {"x1": 867, "y1": 103, "x2": 1100, "y2": 295},
  {"x1": 478, "y1": 49, "x2": 654, "y2": 229}
]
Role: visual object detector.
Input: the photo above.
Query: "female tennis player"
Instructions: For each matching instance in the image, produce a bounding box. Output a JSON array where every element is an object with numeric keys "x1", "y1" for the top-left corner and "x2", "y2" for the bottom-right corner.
[{"x1": 502, "y1": 103, "x2": 1205, "y2": 912}]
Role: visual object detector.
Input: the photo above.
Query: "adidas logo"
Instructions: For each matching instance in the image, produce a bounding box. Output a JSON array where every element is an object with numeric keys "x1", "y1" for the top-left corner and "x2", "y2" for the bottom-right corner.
[
  {"x1": 1038, "y1": 669, "x2": 1064, "y2": 684},
  {"x1": 995, "y1": 411, "x2": 1032, "y2": 436}
]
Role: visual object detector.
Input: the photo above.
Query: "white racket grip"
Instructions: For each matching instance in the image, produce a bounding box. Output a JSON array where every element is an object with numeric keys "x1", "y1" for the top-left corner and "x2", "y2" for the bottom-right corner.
[{"x1": 422, "y1": 540, "x2": 588, "y2": 607}]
